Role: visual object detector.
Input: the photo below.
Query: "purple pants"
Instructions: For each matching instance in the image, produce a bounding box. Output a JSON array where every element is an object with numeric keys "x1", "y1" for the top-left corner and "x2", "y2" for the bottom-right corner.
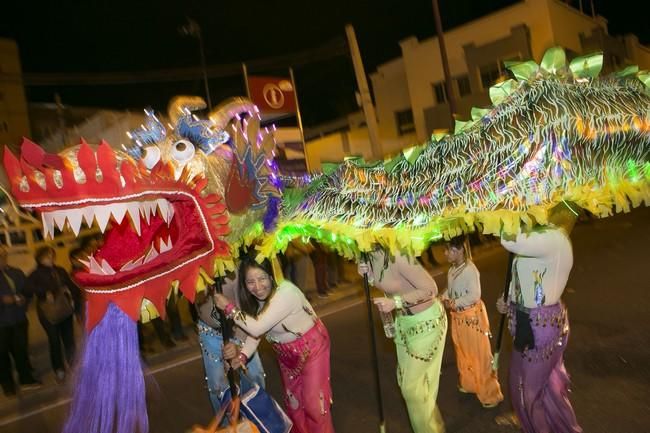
[{"x1": 508, "y1": 303, "x2": 582, "y2": 433}]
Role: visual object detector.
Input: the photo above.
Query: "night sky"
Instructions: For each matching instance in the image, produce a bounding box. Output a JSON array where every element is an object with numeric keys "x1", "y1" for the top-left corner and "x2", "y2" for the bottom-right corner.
[{"x1": 2, "y1": 0, "x2": 648, "y2": 126}]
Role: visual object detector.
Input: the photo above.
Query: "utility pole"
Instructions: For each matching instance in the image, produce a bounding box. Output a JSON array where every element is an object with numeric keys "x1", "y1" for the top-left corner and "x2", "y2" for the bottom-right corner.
[
  {"x1": 432, "y1": 0, "x2": 456, "y2": 126},
  {"x1": 289, "y1": 67, "x2": 312, "y2": 174},
  {"x1": 54, "y1": 93, "x2": 66, "y2": 150},
  {"x1": 345, "y1": 24, "x2": 382, "y2": 159},
  {"x1": 180, "y1": 18, "x2": 212, "y2": 109}
]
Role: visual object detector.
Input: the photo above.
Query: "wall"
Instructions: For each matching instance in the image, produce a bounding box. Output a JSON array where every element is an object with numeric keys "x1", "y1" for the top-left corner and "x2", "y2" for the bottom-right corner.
[
  {"x1": 370, "y1": 57, "x2": 415, "y2": 144},
  {"x1": 624, "y1": 35, "x2": 650, "y2": 70},
  {"x1": 547, "y1": 0, "x2": 606, "y2": 56},
  {"x1": 0, "y1": 38, "x2": 31, "y2": 150},
  {"x1": 381, "y1": 0, "x2": 609, "y2": 140},
  {"x1": 304, "y1": 125, "x2": 415, "y2": 172}
]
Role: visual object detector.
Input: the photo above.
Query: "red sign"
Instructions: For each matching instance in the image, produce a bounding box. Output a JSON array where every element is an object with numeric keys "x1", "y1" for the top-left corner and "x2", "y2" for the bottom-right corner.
[{"x1": 247, "y1": 76, "x2": 297, "y2": 116}]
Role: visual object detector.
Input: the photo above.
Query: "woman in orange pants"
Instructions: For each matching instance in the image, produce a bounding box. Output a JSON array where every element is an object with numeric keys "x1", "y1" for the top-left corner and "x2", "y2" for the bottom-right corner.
[{"x1": 442, "y1": 235, "x2": 503, "y2": 408}]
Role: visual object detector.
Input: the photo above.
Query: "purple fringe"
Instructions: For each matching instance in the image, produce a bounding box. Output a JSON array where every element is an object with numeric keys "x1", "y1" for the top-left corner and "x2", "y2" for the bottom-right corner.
[
  {"x1": 63, "y1": 303, "x2": 148, "y2": 433},
  {"x1": 263, "y1": 196, "x2": 280, "y2": 232}
]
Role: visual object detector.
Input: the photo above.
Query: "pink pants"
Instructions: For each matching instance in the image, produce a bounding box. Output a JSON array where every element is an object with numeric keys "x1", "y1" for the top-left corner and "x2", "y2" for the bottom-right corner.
[{"x1": 272, "y1": 321, "x2": 335, "y2": 433}]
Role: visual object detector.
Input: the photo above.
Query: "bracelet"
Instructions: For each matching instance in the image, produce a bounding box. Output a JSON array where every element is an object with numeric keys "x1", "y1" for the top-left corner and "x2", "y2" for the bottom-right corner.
[
  {"x1": 224, "y1": 303, "x2": 236, "y2": 318},
  {"x1": 393, "y1": 295, "x2": 404, "y2": 310}
]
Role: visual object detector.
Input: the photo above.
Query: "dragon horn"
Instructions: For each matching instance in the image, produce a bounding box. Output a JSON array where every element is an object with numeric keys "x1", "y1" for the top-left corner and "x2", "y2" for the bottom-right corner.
[
  {"x1": 208, "y1": 97, "x2": 258, "y2": 130},
  {"x1": 167, "y1": 96, "x2": 208, "y2": 124}
]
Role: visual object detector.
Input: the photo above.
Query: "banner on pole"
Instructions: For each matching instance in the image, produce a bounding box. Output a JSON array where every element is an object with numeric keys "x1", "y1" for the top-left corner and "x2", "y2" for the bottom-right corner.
[{"x1": 247, "y1": 76, "x2": 297, "y2": 121}]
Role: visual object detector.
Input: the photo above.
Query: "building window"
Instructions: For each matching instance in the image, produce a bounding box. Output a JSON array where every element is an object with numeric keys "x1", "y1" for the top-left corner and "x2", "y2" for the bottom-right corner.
[
  {"x1": 432, "y1": 82, "x2": 447, "y2": 104},
  {"x1": 456, "y1": 75, "x2": 471, "y2": 97},
  {"x1": 479, "y1": 54, "x2": 522, "y2": 90},
  {"x1": 479, "y1": 63, "x2": 502, "y2": 89},
  {"x1": 395, "y1": 109, "x2": 415, "y2": 136}
]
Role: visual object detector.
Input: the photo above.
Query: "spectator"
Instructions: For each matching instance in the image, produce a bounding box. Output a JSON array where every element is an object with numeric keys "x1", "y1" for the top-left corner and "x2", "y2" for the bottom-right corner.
[
  {"x1": 26, "y1": 246, "x2": 83, "y2": 383},
  {"x1": 289, "y1": 240, "x2": 317, "y2": 300},
  {"x1": 310, "y1": 241, "x2": 329, "y2": 298},
  {"x1": 0, "y1": 246, "x2": 41, "y2": 397},
  {"x1": 68, "y1": 248, "x2": 87, "y2": 324},
  {"x1": 138, "y1": 316, "x2": 176, "y2": 352},
  {"x1": 166, "y1": 290, "x2": 188, "y2": 342}
]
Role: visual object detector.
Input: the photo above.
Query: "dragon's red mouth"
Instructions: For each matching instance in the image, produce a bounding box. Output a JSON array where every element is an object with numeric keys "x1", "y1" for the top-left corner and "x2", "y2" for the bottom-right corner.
[
  {"x1": 3, "y1": 137, "x2": 237, "y2": 330},
  {"x1": 37, "y1": 191, "x2": 212, "y2": 290}
]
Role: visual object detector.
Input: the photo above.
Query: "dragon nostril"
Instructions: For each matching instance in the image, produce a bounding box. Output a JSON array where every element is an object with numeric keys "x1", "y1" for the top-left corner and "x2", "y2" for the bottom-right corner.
[{"x1": 176, "y1": 142, "x2": 186, "y2": 152}]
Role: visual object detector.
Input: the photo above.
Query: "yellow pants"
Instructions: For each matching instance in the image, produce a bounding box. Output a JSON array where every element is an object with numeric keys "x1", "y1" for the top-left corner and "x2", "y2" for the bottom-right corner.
[
  {"x1": 450, "y1": 301, "x2": 503, "y2": 406},
  {"x1": 394, "y1": 301, "x2": 447, "y2": 433}
]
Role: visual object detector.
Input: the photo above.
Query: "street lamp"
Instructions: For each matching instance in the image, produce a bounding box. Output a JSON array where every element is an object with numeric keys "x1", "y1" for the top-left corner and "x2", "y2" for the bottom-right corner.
[{"x1": 179, "y1": 17, "x2": 212, "y2": 109}]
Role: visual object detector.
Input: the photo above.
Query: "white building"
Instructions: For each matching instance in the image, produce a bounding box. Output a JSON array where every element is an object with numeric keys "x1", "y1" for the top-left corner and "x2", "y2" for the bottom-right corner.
[{"x1": 370, "y1": 0, "x2": 650, "y2": 144}]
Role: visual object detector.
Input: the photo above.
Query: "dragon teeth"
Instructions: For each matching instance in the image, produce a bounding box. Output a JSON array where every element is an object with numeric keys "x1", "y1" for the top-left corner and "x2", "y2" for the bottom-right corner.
[
  {"x1": 159, "y1": 236, "x2": 173, "y2": 253},
  {"x1": 125, "y1": 203, "x2": 142, "y2": 236},
  {"x1": 100, "y1": 259, "x2": 116, "y2": 275},
  {"x1": 52, "y1": 211, "x2": 67, "y2": 232},
  {"x1": 40, "y1": 199, "x2": 174, "y2": 245},
  {"x1": 81, "y1": 207, "x2": 96, "y2": 228},
  {"x1": 88, "y1": 256, "x2": 105, "y2": 275},
  {"x1": 111, "y1": 204, "x2": 128, "y2": 225},
  {"x1": 120, "y1": 256, "x2": 144, "y2": 272},
  {"x1": 94, "y1": 207, "x2": 112, "y2": 233},
  {"x1": 41, "y1": 213, "x2": 55, "y2": 240},
  {"x1": 143, "y1": 244, "x2": 159, "y2": 264},
  {"x1": 65, "y1": 211, "x2": 83, "y2": 237}
]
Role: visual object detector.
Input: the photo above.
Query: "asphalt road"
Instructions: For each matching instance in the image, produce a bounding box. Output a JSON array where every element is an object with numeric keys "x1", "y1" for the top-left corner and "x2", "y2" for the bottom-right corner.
[{"x1": 1, "y1": 207, "x2": 649, "y2": 433}]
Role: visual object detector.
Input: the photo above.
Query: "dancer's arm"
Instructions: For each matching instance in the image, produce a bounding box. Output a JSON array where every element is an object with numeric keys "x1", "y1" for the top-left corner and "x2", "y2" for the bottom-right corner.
[
  {"x1": 215, "y1": 285, "x2": 298, "y2": 337},
  {"x1": 501, "y1": 229, "x2": 564, "y2": 257}
]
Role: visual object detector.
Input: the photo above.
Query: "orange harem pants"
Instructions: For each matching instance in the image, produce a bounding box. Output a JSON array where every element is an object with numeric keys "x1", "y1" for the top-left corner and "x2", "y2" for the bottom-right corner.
[{"x1": 449, "y1": 301, "x2": 503, "y2": 406}]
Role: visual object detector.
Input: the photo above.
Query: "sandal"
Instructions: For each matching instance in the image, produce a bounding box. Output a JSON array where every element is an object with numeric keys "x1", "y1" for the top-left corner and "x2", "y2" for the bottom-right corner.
[{"x1": 495, "y1": 412, "x2": 520, "y2": 427}]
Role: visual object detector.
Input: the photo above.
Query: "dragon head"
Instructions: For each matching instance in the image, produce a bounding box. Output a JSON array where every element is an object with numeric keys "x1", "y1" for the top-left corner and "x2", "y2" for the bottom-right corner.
[{"x1": 3, "y1": 96, "x2": 281, "y2": 329}]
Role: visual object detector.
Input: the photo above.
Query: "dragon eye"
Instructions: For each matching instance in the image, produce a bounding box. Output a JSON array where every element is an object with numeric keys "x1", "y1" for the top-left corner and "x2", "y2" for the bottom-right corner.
[
  {"x1": 141, "y1": 146, "x2": 161, "y2": 169},
  {"x1": 171, "y1": 140, "x2": 195, "y2": 164}
]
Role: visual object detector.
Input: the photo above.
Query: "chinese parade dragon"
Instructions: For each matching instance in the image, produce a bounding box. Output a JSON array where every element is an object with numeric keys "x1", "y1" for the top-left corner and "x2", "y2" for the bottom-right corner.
[{"x1": 1, "y1": 47, "x2": 649, "y2": 432}]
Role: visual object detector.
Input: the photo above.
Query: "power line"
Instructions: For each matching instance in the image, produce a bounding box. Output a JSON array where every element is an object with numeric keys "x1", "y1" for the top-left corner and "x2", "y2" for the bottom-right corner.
[{"x1": 16, "y1": 38, "x2": 348, "y2": 87}]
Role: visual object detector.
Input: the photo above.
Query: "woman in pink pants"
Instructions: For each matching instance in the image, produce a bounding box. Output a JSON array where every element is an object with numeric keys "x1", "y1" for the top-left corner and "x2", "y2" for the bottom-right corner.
[{"x1": 215, "y1": 255, "x2": 335, "y2": 433}]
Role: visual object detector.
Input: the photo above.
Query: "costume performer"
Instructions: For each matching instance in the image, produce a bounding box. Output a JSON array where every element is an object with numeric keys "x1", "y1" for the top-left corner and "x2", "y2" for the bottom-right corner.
[
  {"x1": 442, "y1": 235, "x2": 503, "y2": 408},
  {"x1": 496, "y1": 204, "x2": 582, "y2": 433},
  {"x1": 215, "y1": 256, "x2": 335, "y2": 433},
  {"x1": 359, "y1": 250, "x2": 446, "y2": 433},
  {"x1": 194, "y1": 268, "x2": 265, "y2": 412}
]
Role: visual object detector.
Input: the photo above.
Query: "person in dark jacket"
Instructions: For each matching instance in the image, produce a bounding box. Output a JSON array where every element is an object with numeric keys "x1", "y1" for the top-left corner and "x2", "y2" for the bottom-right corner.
[
  {"x1": 26, "y1": 246, "x2": 83, "y2": 383},
  {"x1": 0, "y1": 246, "x2": 41, "y2": 397}
]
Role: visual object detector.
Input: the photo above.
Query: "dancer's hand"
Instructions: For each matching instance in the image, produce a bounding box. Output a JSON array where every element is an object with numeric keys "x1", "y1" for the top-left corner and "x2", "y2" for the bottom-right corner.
[
  {"x1": 358, "y1": 262, "x2": 370, "y2": 276},
  {"x1": 441, "y1": 297, "x2": 455, "y2": 310},
  {"x1": 14, "y1": 295, "x2": 25, "y2": 306},
  {"x1": 223, "y1": 342, "x2": 239, "y2": 361},
  {"x1": 213, "y1": 293, "x2": 230, "y2": 310},
  {"x1": 373, "y1": 297, "x2": 396, "y2": 313},
  {"x1": 496, "y1": 295, "x2": 508, "y2": 314}
]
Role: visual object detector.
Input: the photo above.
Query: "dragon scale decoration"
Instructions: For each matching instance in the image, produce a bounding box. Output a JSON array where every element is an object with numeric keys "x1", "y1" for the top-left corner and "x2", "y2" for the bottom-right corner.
[{"x1": 258, "y1": 47, "x2": 650, "y2": 259}]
